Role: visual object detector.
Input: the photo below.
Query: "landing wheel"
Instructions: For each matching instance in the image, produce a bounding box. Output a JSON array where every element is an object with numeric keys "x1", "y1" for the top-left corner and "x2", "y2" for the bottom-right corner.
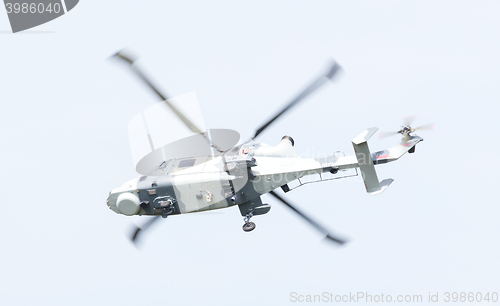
[
  {"x1": 242, "y1": 222, "x2": 256, "y2": 232},
  {"x1": 161, "y1": 207, "x2": 174, "y2": 218}
]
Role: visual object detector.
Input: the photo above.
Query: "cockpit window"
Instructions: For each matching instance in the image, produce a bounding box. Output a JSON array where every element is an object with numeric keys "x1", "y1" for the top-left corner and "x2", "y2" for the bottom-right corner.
[{"x1": 178, "y1": 159, "x2": 196, "y2": 168}]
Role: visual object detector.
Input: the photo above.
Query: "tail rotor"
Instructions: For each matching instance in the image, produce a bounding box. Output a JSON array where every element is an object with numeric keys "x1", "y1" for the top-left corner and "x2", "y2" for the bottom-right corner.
[{"x1": 379, "y1": 116, "x2": 434, "y2": 140}]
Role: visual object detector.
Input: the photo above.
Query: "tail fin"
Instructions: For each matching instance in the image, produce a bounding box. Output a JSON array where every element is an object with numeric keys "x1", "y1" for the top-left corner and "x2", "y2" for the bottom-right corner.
[{"x1": 352, "y1": 128, "x2": 393, "y2": 195}]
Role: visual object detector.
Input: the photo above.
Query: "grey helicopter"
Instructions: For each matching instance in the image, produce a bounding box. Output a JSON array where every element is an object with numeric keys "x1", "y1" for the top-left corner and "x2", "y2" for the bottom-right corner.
[{"x1": 106, "y1": 51, "x2": 431, "y2": 245}]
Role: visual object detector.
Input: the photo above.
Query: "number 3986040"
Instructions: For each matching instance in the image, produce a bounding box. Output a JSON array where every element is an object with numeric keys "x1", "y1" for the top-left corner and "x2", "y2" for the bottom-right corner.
[{"x1": 5, "y1": 2, "x2": 61, "y2": 14}]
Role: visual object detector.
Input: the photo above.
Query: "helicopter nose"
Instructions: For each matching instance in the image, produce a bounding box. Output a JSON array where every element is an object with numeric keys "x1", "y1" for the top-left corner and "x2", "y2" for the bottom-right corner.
[{"x1": 106, "y1": 178, "x2": 140, "y2": 215}]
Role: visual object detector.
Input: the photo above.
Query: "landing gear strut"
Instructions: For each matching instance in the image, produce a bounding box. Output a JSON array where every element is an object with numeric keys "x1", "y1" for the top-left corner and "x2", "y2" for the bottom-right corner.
[{"x1": 242, "y1": 212, "x2": 256, "y2": 232}]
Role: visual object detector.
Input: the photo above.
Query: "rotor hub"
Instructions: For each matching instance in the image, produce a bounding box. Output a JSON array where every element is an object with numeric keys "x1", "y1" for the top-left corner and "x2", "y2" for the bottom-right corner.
[{"x1": 398, "y1": 126, "x2": 414, "y2": 136}]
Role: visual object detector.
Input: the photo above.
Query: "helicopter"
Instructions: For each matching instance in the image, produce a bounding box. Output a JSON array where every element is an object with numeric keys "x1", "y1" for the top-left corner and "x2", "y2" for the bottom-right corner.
[{"x1": 106, "y1": 51, "x2": 430, "y2": 245}]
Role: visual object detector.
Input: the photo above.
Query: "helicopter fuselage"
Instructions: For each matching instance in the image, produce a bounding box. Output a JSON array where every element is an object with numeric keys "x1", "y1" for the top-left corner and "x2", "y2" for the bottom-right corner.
[{"x1": 106, "y1": 131, "x2": 423, "y2": 219}]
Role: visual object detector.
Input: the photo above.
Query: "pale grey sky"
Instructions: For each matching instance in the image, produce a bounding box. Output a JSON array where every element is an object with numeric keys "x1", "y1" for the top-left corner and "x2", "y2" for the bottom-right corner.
[{"x1": 0, "y1": 1, "x2": 499, "y2": 305}]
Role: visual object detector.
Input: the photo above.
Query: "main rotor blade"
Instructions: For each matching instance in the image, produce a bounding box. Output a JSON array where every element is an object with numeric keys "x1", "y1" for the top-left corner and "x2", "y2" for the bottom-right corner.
[
  {"x1": 130, "y1": 215, "x2": 162, "y2": 245},
  {"x1": 113, "y1": 51, "x2": 203, "y2": 134},
  {"x1": 253, "y1": 61, "x2": 342, "y2": 140},
  {"x1": 269, "y1": 190, "x2": 346, "y2": 244}
]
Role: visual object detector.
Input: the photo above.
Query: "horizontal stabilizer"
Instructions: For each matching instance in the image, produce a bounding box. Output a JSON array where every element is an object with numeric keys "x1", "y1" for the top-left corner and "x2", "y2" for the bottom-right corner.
[
  {"x1": 369, "y1": 178, "x2": 393, "y2": 195},
  {"x1": 372, "y1": 135, "x2": 423, "y2": 165},
  {"x1": 352, "y1": 127, "x2": 378, "y2": 145}
]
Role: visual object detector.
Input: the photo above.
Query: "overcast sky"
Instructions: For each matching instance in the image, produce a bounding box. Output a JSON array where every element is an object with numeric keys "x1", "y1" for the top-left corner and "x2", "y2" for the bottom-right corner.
[{"x1": 1, "y1": 1, "x2": 499, "y2": 305}]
